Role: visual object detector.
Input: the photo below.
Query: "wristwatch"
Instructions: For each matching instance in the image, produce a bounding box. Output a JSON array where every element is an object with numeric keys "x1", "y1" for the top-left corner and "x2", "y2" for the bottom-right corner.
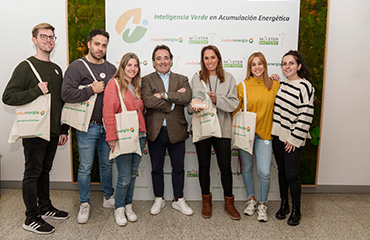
[{"x1": 160, "y1": 92, "x2": 166, "y2": 98}]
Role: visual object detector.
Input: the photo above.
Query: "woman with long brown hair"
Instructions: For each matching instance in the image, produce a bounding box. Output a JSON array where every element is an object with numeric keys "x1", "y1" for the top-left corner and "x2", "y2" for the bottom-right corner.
[
  {"x1": 188, "y1": 45, "x2": 240, "y2": 220},
  {"x1": 103, "y1": 52, "x2": 146, "y2": 226}
]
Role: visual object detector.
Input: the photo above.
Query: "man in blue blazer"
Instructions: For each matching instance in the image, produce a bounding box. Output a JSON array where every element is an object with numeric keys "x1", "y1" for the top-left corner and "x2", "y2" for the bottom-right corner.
[{"x1": 142, "y1": 45, "x2": 193, "y2": 216}]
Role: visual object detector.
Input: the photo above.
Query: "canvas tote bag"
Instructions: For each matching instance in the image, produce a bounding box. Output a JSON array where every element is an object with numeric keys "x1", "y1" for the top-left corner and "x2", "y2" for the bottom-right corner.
[
  {"x1": 107, "y1": 79, "x2": 141, "y2": 160},
  {"x1": 192, "y1": 79, "x2": 222, "y2": 143},
  {"x1": 61, "y1": 59, "x2": 98, "y2": 132},
  {"x1": 231, "y1": 81, "x2": 256, "y2": 154},
  {"x1": 8, "y1": 60, "x2": 51, "y2": 143}
]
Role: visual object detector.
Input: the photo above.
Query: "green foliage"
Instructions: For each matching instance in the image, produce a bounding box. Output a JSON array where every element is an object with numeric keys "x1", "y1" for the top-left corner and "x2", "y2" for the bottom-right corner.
[
  {"x1": 68, "y1": 0, "x2": 105, "y2": 182},
  {"x1": 299, "y1": 0, "x2": 327, "y2": 184},
  {"x1": 68, "y1": 0, "x2": 105, "y2": 64}
]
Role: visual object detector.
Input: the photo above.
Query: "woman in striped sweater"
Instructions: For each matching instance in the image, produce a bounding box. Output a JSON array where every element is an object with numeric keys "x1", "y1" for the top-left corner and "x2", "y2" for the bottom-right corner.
[{"x1": 272, "y1": 50, "x2": 315, "y2": 226}]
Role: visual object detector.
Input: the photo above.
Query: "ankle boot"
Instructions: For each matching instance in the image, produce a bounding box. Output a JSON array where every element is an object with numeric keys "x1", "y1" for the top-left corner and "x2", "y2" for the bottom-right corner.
[
  {"x1": 275, "y1": 198, "x2": 290, "y2": 220},
  {"x1": 287, "y1": 204, "x2": 301, "y2": 226},
  {"x1": 224, "y1": 195, "x2": 241, "y2": 220},
  {"x1": 201, "y1": 193, "x2": 212, "y2": 218}
]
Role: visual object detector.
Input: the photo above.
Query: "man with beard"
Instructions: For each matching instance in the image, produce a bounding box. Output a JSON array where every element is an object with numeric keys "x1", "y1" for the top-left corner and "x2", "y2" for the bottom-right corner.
[
  {"x1": 61, "y1": 29, "x2": 116, "y2": 224},
  {"x1": 2, "y1": 23, "x2": 69, "y2": 234}
]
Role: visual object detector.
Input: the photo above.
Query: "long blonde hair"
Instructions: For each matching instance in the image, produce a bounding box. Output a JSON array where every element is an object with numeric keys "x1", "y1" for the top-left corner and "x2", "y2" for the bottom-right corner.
[
  {"x1": 113, "y1": 53, "x2": 142, "y2": 99},
  {"x1": 246, "y1": 52, "x2": 272, "y2": 90}
]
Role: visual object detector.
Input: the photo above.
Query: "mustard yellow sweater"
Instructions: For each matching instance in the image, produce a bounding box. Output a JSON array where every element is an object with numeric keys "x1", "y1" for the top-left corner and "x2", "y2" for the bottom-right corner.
[{"x1": 232, "y1": 77, "x2": 280, "y2": 140}]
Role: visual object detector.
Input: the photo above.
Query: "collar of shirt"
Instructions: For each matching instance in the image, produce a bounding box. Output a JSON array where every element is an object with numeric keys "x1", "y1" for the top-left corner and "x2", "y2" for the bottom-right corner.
[{"x1": 157, "y1": 71, "x2": 170, "y2": 91}]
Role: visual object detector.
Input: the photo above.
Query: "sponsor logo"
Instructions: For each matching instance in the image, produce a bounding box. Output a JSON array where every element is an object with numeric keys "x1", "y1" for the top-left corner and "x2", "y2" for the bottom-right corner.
[
  {"x1": 232, "y1": 125, "x2": 251, "y2": 132},
  {"x1": 268, "y1": 62, "x2": 281, "y2": 67},
  {"x1": 137, "y1": 164, "x2": 146, "y2": 177},
  {"x1": 150, "y1": 37, "x2": 183, "y2": 43},
  {"x1": 116, "y1": 8, "x2": 148, "y2": 43},
  {"x1": 259, "y1": 36, "x2": 279, "y2": 45},
  {"x1": 189, "y1": 35, "x2": 209, "y2": 44},
  {"x1": 221, "y1": 38, "x2": 254, "y2": 44},
  {"x1": 223, "y1": 59, "x2": 243, "y2": 68},
  {"x1": 16, "y1": 110, "x2": 45, "y2": 116},
  {"x1": 186, "y1": 169, "x2": 199, "y2": 178},
  {"x1": 134, "y1": 185, "x2": 149, "y2": 189},
  {"x1": 130, "y1": 127, "x2": 135, "y2": 133},
  {"x1": 185, "y1": 61, "x2": 200, "y2": 66}
]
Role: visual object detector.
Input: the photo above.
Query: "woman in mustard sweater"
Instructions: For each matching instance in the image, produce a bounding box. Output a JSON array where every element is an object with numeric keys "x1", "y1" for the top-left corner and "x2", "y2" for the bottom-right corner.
[{"x1": 232, "y1": 52, "x2": 279, "y2": 222}]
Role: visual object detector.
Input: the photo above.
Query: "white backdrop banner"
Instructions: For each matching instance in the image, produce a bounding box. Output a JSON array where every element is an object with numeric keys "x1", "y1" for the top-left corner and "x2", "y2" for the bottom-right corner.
[{"x1": 106, "y1": 0, "x2": 300, "y2": 200}]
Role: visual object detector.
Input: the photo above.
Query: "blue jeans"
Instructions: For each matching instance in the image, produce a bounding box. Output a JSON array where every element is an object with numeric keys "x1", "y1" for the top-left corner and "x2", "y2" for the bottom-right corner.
[
  {"x1": 76, "y1": 123, "x2": 114, "y2": 203},
  {"x1": 114, "y1": 137, "x2": 145, "y2": 209},
  {"x1": 239, "y1": 134, "x2": 272, "y2": 204}
]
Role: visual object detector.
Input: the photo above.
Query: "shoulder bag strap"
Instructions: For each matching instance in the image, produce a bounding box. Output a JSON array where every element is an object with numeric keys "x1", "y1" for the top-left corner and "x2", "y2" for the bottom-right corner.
[
  {"x1": 25, "y1": 60, "x2": 43, "y2": 83},
  {"x1": 200, "y1": 79, "x2": 211, "y2": 100},
  {"x1": 241, "y1": 81, "x2": 248, "y2": 112},
  {"x1": 113, "y1": 78, "x2": 128, "y2": 111},
  {"x1": 78, "y1": 59, "x2": 98, "y2": 82}
]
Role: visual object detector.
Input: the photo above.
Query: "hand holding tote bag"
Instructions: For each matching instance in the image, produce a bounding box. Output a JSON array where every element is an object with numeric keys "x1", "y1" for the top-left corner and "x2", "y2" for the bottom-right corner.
[
  {"x1": 61, "y1": 59, "x2": 98, "y2": 132},
  {"x1": 191, "y1": 79, "x2": 222, "y2": 143},
  {"x1": 106, "y1": 79, "x2": 141, "y2": 160},
  {"x1": 231, "y1": 81, "x2": 256, "y2": 154},
  {"x1": 8, "y1": 60, "x2": 51, "y2": 143}
]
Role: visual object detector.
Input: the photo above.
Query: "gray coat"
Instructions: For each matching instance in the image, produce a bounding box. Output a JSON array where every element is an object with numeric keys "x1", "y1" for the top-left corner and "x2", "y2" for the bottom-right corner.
[{"x1": 188, "y1": 72, "x2": 239, "y2": 138}]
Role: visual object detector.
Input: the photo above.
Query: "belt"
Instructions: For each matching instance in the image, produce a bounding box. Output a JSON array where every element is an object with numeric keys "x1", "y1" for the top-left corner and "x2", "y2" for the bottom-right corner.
[{"x1": 91, "y1": 120, "x2": 103, "y2": 125}]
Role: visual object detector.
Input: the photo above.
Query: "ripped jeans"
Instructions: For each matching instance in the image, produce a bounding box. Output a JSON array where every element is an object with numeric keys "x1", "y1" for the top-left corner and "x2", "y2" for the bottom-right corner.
[{"x1": 114, "y1": 137, "x2": 145, "y2": 209}]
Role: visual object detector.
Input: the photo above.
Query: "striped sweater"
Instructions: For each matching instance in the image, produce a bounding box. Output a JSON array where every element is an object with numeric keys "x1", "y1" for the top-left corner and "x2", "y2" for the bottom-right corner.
[{"x1": 271, "y1": 78, "x2": 315, "y2": 147}]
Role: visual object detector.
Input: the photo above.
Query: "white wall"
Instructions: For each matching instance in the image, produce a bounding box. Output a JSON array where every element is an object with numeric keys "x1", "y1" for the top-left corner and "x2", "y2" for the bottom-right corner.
[
  {"x1": 318, "y1": 0, "x2": 370, "y2": 185},
  {"x1": 0, "y1": 0, "x2": 72, "y2": 182}
]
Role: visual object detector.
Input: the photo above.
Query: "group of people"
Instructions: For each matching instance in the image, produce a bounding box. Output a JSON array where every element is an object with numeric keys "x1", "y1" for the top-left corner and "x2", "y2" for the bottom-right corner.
[{"x1": 2, "y1": 23, "x2": 314, "y2": 235}]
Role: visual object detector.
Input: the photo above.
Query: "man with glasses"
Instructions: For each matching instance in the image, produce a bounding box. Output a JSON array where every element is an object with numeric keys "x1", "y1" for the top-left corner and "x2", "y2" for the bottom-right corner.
[
  {"x1": 61, "y1": 29, "x2": 116, "y2": 224},
  {"x1": 3, "y1": 23, "x2": 69, "y2": 235}
]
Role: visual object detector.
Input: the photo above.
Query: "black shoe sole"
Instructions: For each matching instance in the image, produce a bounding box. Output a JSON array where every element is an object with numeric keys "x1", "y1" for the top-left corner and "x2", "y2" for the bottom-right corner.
[{"x1": 287, "y1": 220, "x2": 300, "y2": 226}]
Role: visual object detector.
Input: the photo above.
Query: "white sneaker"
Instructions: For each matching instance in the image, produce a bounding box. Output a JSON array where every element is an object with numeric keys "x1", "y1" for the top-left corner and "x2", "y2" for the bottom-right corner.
[
  {"x1": 77, "y1": 203, "x2": 90, "y2": 224},
  {"x1": 125, "y1": 204, "x2": 137, "y2": 222},
  {"x1": 244, "y1": 199, "x2": 257, "y2": 216},
  {"x1": 103, "y1": 195, "x2": 115, "y2": 208},
  {"x1": 150, "y1": 197, "x2": 165, "y2": 215},
  {"x1": 172, "y1": 198, "x2": 193, "y2": 216},
  {"x1": 114, "y1": 207, "x2": 128, "y2": 226},
  {"x1": 257, "y1": 204, "x2": 269, "y2": 222}
]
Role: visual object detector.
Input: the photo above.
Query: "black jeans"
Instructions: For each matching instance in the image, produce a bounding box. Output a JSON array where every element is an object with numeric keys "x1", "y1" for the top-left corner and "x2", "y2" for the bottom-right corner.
[
  {"x1": 195, "y1": 137, "x2": 233, "y2": 197},
  {"x1": 22, "y1": 137, "x2": 59, "y2": 221},
  {"x1": 148, "y1": 127, "x2": 185, "y2": 199},
  {"x1": 272, "y1": 136, "x2": 304, "y2": 206}
]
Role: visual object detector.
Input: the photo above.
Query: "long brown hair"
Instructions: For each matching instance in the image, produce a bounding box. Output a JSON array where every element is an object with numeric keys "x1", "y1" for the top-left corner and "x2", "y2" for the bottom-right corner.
[
  {"x1": 246, "y1": 52, "x2": 272, "y2": 90},
  {"x1": 199, "y1": 45, "x2": 225, "y2": 83},
  {"x1": 112, "y1": 53, "x2": 142, "y2": 99},
  {"x1": 282, "y1": 50, "x2": 311, "y2": 81}
]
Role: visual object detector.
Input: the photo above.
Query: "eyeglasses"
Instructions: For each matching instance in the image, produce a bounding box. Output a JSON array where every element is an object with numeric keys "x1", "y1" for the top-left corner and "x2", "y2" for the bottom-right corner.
[{"x1": 39, "y1": 34, "x2": 57, "y2": 41}]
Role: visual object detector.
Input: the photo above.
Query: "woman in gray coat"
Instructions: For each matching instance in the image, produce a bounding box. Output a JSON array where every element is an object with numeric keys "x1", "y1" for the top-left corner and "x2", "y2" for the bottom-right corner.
[{"x1": 188, "y1": 45, "x2": 240, "y2": 220}]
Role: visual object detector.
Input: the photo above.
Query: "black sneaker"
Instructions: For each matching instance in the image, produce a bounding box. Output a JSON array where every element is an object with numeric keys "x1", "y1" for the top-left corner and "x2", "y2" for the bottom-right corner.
[
  {"x1": 41, "y1": 206, "x2": 69, "y2": 220},
  {"x1": 22, "y1": 216, "x2": 55, "y2": 235}
]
